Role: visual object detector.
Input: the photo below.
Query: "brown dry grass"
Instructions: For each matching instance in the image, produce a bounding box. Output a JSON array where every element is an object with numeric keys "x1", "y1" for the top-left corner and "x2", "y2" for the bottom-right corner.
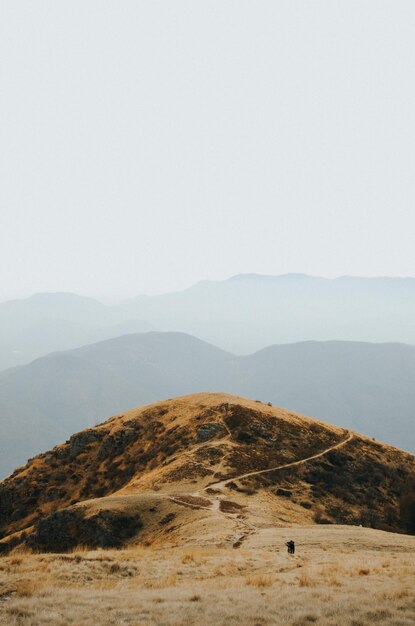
[
  {"x1": 245, "y1": 574, "x2": 274, "y2": 587},
  {"x1": 1, "y1": 526, "x2": 414, "y2": 626}
]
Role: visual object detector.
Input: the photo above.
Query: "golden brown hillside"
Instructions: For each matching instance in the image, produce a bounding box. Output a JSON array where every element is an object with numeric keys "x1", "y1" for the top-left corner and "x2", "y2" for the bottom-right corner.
[{"x1": 0, "y1": 393, "x2": 414, "y2": 554}]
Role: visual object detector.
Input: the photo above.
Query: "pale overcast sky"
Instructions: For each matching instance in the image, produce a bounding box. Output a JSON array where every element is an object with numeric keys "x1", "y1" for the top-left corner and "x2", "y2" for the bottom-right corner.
[{"x1": 1, "y1": 1, "x2": 415, "y2": 301}]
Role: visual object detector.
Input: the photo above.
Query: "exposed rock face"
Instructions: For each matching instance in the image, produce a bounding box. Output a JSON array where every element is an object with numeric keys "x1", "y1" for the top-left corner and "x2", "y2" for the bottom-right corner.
[
  {"x1": 196, "y1": 422, "x2": 226, "y2": 442},
  {"x1": 68, "y1": 430, "x2": 107, "y2": 459},
  {"x1": 98, "y1": 426, "x2": 141, "y2": 460}
]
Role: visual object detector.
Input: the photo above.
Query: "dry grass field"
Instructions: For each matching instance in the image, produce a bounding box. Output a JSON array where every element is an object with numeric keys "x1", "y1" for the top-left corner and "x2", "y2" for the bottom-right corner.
[{"x1": 1, "y1": 525, "x2": 414, "y2": 626}]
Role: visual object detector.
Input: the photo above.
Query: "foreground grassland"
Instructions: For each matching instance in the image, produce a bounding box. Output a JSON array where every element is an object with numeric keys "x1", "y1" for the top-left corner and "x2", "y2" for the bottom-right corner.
[{"x1": 1, "y1": 526, "x2": 414, "y2": 626}]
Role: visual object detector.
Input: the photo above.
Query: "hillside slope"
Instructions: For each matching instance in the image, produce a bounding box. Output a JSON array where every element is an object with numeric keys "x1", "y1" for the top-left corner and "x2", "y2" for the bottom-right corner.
[
  {"x1": 1, "y1": 333, "x2": 415, "y2": 477},
  {"x1": 1, "y1": 393, "x2": 413, "y2": 554}
]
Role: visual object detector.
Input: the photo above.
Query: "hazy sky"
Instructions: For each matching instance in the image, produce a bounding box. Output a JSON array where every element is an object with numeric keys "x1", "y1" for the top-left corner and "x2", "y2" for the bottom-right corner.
[{"x1": 1, "y1": 1, "x2": 415, "y2": 301}]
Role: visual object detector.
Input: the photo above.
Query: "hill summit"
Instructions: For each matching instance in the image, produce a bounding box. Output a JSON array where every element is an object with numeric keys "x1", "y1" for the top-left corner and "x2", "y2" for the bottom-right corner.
[{"x1": 1, "y1": 393, "x2": 414, "y2": 553}]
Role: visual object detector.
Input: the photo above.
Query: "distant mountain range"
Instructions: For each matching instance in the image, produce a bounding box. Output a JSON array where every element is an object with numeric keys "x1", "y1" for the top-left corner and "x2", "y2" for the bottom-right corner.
[
  {"x1": 0, "y1": 292, "x2": 153, "y2": 370},
  {"x1": 3, "y1": 273, "x2": 415, "y2": 371},
  {"x1": 121, "y1": 273, "x2": 415, "y2": 353},
  {"x1": 1, "y1": 331, "x2": 414, "y2": 478}
]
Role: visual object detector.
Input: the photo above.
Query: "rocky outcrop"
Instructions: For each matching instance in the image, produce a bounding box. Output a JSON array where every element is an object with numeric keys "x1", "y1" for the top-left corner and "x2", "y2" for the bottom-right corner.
[
  {"x1": 98, "y1": 426, "x2": 141, "y2": 460},
  {"x1": 68, "y1": 429, "x2": 107, "y2": 459},
  {"x1": 196, "y1": 422, "x2": 226, "y2": 442}
]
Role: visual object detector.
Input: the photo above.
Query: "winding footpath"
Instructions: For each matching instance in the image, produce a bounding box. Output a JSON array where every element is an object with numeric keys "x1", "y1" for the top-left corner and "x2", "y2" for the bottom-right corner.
[
  {"x1": 168, "y1": 430, "x2": 354, "y2": 547},
  {"x1": 208, "y1": 430, "x2": 354, "y2": 491}
]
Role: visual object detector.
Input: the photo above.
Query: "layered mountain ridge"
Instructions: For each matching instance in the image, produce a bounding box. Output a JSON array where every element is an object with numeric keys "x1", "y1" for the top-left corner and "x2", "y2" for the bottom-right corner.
[
  {"x1": 4, "y1": 273, "x2": 415, "y2": 373},
  {"x1": 122, "y1": 273, "x2": 415, "y2": 353},
  {"x1": 0, "y1": 292, "x2": 153, "y2": 371}
]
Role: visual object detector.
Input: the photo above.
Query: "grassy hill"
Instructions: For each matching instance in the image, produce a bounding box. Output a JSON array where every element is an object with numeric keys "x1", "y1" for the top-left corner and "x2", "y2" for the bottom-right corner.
[
  {"x1": 1, "y1": 393, "x2": 414, "y2": 626},
  {"x1": 1, "y1": 393, "x2": 413, "y2": 555}
]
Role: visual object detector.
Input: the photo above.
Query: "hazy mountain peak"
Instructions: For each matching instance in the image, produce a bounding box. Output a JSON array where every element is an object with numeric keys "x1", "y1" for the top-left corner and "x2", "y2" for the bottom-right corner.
[{"x1": 226, "y1": 272, "x2": 316, "y2": 282}]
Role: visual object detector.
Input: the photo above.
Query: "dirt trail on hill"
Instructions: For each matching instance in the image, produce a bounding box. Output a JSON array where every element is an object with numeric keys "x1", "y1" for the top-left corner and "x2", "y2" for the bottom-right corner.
[
  {"x1": 209, "y1": 430, "x2": 354, "y2": 491},
  {"x1": 168, "y1": 431, "x2": 354, "y2": 547}
]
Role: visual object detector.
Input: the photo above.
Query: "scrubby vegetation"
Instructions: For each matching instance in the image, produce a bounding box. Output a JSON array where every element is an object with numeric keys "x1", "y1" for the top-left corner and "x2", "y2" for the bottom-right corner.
[
  {"x1": 1, "y1": 393, "x2": 414, "y2": 556},
  {"x1": 400, "y1": 479, "x2": 415, "y2": 533}
]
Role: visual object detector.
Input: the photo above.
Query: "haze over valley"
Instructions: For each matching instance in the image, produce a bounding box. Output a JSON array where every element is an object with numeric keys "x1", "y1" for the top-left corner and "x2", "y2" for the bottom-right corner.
[
  {"x1": 122, "y1": 273, "x2": 415, "y2": 354},
  {"x1": 3, "y1": 273, "x2": 415, "y2": 372}
]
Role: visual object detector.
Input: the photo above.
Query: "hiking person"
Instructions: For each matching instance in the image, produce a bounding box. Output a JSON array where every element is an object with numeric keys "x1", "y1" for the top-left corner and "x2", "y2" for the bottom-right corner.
[{"x1": 286, "y1": 540, "x2": 295, "y2": 554}]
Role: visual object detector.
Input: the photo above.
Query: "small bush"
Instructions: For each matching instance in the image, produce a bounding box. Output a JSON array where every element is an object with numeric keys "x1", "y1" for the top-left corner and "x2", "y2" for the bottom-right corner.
[{"x1": 358, "y1": 568, "x2": 370, "y2": 576}]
